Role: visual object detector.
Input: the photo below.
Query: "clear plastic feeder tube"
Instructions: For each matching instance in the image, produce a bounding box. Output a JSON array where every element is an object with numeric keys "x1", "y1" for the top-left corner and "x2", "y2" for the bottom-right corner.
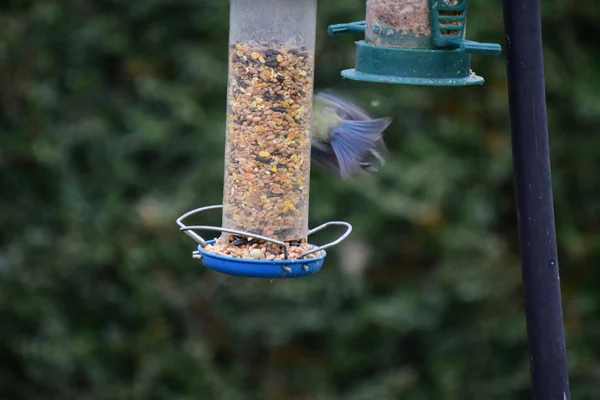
[
  {"x1": 221, "y1": 0, "x2": 317, "y2": 243},
  {"x1": 366, "y1": 0, "x2": 441, "y2": 48}
]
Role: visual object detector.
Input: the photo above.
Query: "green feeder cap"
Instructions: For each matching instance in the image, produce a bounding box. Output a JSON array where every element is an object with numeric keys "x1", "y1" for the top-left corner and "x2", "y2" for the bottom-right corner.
[{"x1": 328, "y1": 0, "x2": 502, "y2": 86}]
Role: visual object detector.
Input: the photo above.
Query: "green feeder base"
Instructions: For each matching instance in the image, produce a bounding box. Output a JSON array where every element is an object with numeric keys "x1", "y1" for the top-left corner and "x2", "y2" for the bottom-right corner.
[{"x1": 342, "y1": 40, "x2": 486, "y2": 87}]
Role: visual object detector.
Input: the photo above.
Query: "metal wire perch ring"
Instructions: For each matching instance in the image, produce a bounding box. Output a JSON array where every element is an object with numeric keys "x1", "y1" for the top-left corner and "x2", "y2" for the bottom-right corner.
[{"x1": 176, "y1": 205, "x2": 353, "y2": 278}]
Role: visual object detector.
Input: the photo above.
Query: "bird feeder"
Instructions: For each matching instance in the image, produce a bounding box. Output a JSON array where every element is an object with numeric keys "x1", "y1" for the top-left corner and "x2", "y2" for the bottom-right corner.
[
  {"x1": 177, "y1": 0, "x2": 352, "y2": 279},
  {"x1": 328, "y1": 0, "x2": 502, "y2": 86}
]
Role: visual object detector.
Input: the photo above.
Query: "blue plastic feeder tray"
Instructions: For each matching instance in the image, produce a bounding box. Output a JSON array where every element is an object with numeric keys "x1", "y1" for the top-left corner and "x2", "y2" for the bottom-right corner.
[
  {"x1": 195, "y1": 240, "x2": 326, "y2": 279},
  {"x1": 177, "y1": 205, "x2": 352, "y2": 279}
]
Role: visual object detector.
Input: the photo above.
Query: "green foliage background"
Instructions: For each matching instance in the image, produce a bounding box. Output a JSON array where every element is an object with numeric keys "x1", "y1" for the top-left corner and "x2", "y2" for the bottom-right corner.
[{"x1": 1, "y1": 0, "x2": 599, "y2": 399}]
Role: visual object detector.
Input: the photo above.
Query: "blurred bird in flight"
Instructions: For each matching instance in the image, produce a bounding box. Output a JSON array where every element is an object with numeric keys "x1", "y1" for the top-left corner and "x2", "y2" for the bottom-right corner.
[{"x1": 310, "y1": 91, "x2": 392, "y2": 180}]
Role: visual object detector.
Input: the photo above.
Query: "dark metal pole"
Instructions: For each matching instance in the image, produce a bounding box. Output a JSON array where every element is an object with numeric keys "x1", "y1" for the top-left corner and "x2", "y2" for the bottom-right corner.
[{"x1": 502, "y1": 1, "x2": 571, "y2": 399}]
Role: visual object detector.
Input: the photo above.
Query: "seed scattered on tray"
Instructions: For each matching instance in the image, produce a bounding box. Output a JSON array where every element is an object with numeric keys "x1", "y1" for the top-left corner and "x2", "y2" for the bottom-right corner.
[{"x1": 204, "y1": 236, "x2": 323, "y2": 261}]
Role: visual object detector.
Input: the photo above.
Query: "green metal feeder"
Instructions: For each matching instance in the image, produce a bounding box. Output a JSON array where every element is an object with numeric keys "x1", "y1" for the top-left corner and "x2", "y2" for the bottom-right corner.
[{"x1": 328, "y1": 0, "x2": 502, "y2": 86}]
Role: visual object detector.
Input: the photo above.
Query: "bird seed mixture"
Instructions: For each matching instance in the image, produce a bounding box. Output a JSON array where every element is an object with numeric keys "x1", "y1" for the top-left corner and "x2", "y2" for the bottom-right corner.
[
  {"x1": 216, "y1": 40, "x2": 314, "y2": 259},
  {"x1": 366, "y1": 0, "x2": 432, "y2": 39}
]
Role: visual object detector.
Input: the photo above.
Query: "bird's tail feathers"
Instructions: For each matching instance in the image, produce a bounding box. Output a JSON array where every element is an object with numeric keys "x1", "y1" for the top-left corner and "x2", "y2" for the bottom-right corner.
[{"x1": 328, "y1": 117, "x2": 392, "y2": 179}]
